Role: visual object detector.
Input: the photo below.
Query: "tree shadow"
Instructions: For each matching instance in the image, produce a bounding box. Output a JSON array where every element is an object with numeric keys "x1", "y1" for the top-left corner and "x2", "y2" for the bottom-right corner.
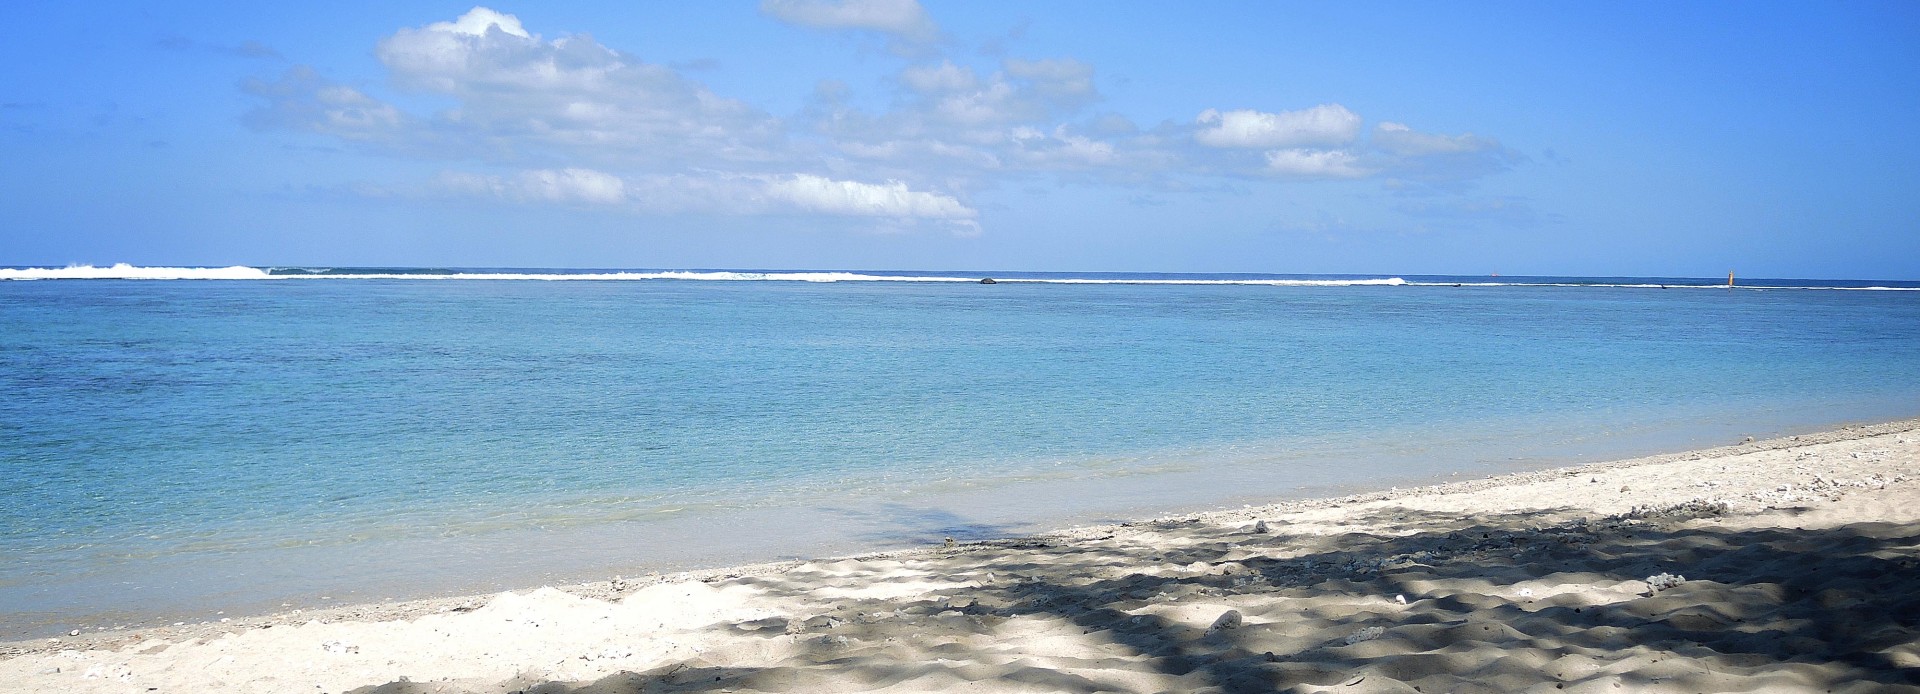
[{"x1": 347, "y1": 504, "x2": 1920, "y2": 693}]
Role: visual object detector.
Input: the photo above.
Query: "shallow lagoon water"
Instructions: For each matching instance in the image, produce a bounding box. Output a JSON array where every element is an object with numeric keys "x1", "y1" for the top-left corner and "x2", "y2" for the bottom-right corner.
[{"x1": 3, "y1": 271, "x2": 1918, "y2": 637}]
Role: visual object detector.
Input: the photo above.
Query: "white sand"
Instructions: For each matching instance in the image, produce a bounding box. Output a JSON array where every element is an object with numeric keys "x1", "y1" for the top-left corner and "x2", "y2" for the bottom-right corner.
[{"x1": 5, "y1": 420, "x2": 1918, "y2": 693}]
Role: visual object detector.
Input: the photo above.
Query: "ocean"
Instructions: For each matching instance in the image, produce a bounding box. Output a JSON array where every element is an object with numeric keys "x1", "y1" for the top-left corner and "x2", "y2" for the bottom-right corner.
[{"x1": 3, "y1": 266, "x2": 1918, "y2": 638}]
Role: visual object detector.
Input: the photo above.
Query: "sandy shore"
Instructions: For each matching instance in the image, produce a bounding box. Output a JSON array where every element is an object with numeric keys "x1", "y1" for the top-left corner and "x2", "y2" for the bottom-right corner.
[{"x1": 4, "y1": 419, "x2": 1918, "y2": 693}]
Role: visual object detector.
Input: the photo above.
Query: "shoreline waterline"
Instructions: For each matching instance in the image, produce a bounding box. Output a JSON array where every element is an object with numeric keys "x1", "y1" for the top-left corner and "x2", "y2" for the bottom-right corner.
[{"x1": 8, "y1": 414, "x2": 1916, "y2": 650}]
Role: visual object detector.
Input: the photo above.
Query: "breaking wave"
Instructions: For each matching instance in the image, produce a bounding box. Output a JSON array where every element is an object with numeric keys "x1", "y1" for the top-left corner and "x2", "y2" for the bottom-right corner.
[
  {"x1": 4, "y1": 265, "x2": 1914, "y2": 290},
  {"x1": 2, "y1": 265, "x2": 1408, "y2": 286},
  {"x1": 0, "y1": 264, "x2": 272, "y2": 280}
]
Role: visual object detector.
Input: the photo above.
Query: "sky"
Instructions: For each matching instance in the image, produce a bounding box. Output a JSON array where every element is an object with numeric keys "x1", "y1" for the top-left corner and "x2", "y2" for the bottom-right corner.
[{"x1": 3, "y1": 1, "x2": 1917, "y2": 278}]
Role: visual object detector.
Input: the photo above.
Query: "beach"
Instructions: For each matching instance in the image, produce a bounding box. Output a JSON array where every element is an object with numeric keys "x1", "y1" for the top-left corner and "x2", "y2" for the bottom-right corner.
[{"x1": 3, "y1": 418, "x2": 1916, "y2": 693}]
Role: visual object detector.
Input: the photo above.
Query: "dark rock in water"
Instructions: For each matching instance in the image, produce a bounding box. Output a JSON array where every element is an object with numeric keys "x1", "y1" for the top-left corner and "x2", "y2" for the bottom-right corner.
[{"x1": 979, "y1": 278, "x2": 997, "y2": 284}]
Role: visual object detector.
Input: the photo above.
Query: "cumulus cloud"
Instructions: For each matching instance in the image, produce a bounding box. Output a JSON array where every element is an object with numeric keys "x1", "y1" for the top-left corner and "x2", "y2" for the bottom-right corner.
[
  {"x1": 517, "y1": 168, "x2": 627, "y2": 204},
  {"x1": 765, "y1": 174, "x2": 976, "y2": 221},
  {"x1": 1175, "y1": 112, "x2": 1518, "y2": 183},
  {"x1": 1264, "y1": 149, "x2": 1370, "y2": 178},
  {"x1": 1369, "y1": 122, "x2": 1520, "y2": 183},
  {"x1": 810, "y1": 56, "x2": 1125, "y2": 180},
  {"x1": 241, "y1": 67, "x2": 405, "y2": 140},
  {"x1": 429, "y1": 167, "x2": 975, "y2": 231},
  {"x1": 1195, "y1": 105, "x2": 1361, "y2": 149},
  {"x1": 900, "y1": 61, "x2": 979, "y2": 93},
  {"x1": 760, "y1": 0, "x2": 940, "y2": 44},
  {"x1": 245, "y1": 7, "x2": 782, "y2": 168},
  {"x1": 245, "y1": 7, "x2": 1526, "y2": 234},
  {"x1": 1002, "y1": 59, "x2": 1096, "y2": 108},
  {"x1": 1373, "y1": 122, "x2": 1499, "y2": 157},
  {"x1": 436, "y1": 167, "x2": 626, "y2": 205}
]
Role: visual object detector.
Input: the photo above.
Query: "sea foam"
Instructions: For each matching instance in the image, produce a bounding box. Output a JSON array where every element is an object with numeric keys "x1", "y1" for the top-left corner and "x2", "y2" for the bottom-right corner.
[
  {"x1": 0, "y1": 264, "x2": 273, "y2": 281},
  {"x1": 0, "y1": 265, "x2": 1408, "y2": 286},
  {"x1": 4, "y1": 265, "x2": 1911, "y2": 290}
]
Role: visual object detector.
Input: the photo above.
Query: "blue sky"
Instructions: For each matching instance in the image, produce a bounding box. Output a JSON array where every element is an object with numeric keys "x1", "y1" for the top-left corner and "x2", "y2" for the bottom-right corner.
[{"x1": 3, "y1": 1, "x2": 1917, "y2": 278}]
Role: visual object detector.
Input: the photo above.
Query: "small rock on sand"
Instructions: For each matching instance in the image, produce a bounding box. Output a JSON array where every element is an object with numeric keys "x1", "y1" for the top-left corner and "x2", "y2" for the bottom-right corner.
[
  {"x1": 1207, "y1": 610, "x2": 1243, "y2": 633},
  {"x1": 1344, "y1": 626, "x2": 1385, "y2": 645}
]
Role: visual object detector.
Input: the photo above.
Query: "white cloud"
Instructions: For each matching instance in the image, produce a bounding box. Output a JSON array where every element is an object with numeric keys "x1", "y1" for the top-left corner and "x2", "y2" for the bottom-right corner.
[
  {"x1": 435, "y1": 167, "x2": 627, "y2": 205},
  {"x1": 241, "y1": 67, "x2": 405, "y2": 140},
  {"x1": 428, "y1": 169, "x2": 975, "y2": 231},
  {"x1": 765, "y1": 174, "x2": 976, "y2": 220},
  {"x1": 900, "y1": 61, "x2": 979, "y2": 93},
  {"x1": 246, "y1": 8, "x2": 1526, "y2": 235},
  {"x1": 427, "y1": 7, "x2": 529, "y2": 38},
  {"x1": 814, "y1": 56, "x2": 1113, "y2": 177},
  {"x1": 1002, "y1": 58, "x2": 1096, "y2": 107},
  {"x1": 1373, "y1": 122, "x2": 1499, "y2": 157},
  {"x1": 518, "y1": 168, "x2": 626, "y2": 204},
  {"x1": 1195, "y1": 105, "x2": 1361, "y2": 149},
  {"x1": 1263, "y1": 149, "x2": 1370, "y2": 178},
  {"x1": 760, "y1": 0, "x2": 939, "y2": 43},
  {"x1": 245, "y1": 7, "x2": 784, "y2": 167},
  {"x1": 1010, "y1": 126, "x2": 1118, "y2": 167},
  {"x1": 1368, "y1": 122, "x2": 1518, "y2": 183}
]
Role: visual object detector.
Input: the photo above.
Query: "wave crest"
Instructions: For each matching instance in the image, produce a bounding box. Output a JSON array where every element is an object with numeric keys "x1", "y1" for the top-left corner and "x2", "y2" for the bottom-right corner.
[{"x1": 0, "y1": 264, "x2": 273, "y2": 281}]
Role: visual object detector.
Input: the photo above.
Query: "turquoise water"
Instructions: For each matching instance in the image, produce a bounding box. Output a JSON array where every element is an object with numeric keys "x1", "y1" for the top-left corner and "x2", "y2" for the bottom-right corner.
[{"x1": 3, "y1": 269, "x2": 1919, "y2": 637}]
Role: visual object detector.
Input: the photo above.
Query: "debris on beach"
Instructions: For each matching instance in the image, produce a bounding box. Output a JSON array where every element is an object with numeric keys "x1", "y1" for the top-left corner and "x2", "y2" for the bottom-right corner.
[
  {"x1": 320, "y1": 640, "x2": 359, "y2": 654},
  {"x1": 1645, "y1": 573, "x2": 1686, "y2": 593},
  {"x1": 1618, "y1": 498, "x2": 1729, "y2": 520},
  {"x1": 1343, "y1": 626, "x2": 1385, "y2": 645},
  {"x1": 580, "y1": 645, "x2": 633, "y2": 661},
  {"x1": 82, "y1": 663, "x2": 133, "y2": 681},
  {"x1": 1206, "y1": 610, "x2": 1243, "y2": 634}
]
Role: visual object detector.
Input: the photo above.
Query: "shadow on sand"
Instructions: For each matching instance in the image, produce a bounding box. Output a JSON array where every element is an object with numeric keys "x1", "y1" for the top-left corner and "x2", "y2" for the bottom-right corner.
[{"x1": 349, "y1": 504, "x2": 1920, "y2": 693}]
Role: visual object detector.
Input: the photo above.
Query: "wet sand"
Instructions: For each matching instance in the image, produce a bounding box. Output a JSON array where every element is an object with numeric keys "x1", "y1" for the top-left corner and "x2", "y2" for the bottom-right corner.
[{"x1": 3, "y1": 419, "x2": 1918, "y2": 693}]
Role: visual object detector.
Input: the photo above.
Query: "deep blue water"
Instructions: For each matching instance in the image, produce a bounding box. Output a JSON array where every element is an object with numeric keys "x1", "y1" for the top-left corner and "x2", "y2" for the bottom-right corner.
[{"x1": 2, "y1": 268, "x2": 1918, "y2": 637}]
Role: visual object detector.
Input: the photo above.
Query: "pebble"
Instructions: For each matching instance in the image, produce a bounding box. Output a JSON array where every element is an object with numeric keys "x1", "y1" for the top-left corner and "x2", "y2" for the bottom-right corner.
[
  {"x1": 1207, "y1": 610, "x2": 1243, "y2": 633},
  {"x1": 1344, "y1": 626, "x2": 1385, "y2": 645}
]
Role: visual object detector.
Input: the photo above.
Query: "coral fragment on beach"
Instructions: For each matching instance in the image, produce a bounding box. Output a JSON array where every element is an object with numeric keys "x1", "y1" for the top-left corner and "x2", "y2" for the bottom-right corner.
[
  {"x1": 1645, "y1": 572, "x2": 1686, "y2": 593},
  {"x1": 1343, "y1": 626, "x2": 1385, "y2": 645},
  {"x1": 1206, "y1": 609, "x2": 1244, "y2": 634}
]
